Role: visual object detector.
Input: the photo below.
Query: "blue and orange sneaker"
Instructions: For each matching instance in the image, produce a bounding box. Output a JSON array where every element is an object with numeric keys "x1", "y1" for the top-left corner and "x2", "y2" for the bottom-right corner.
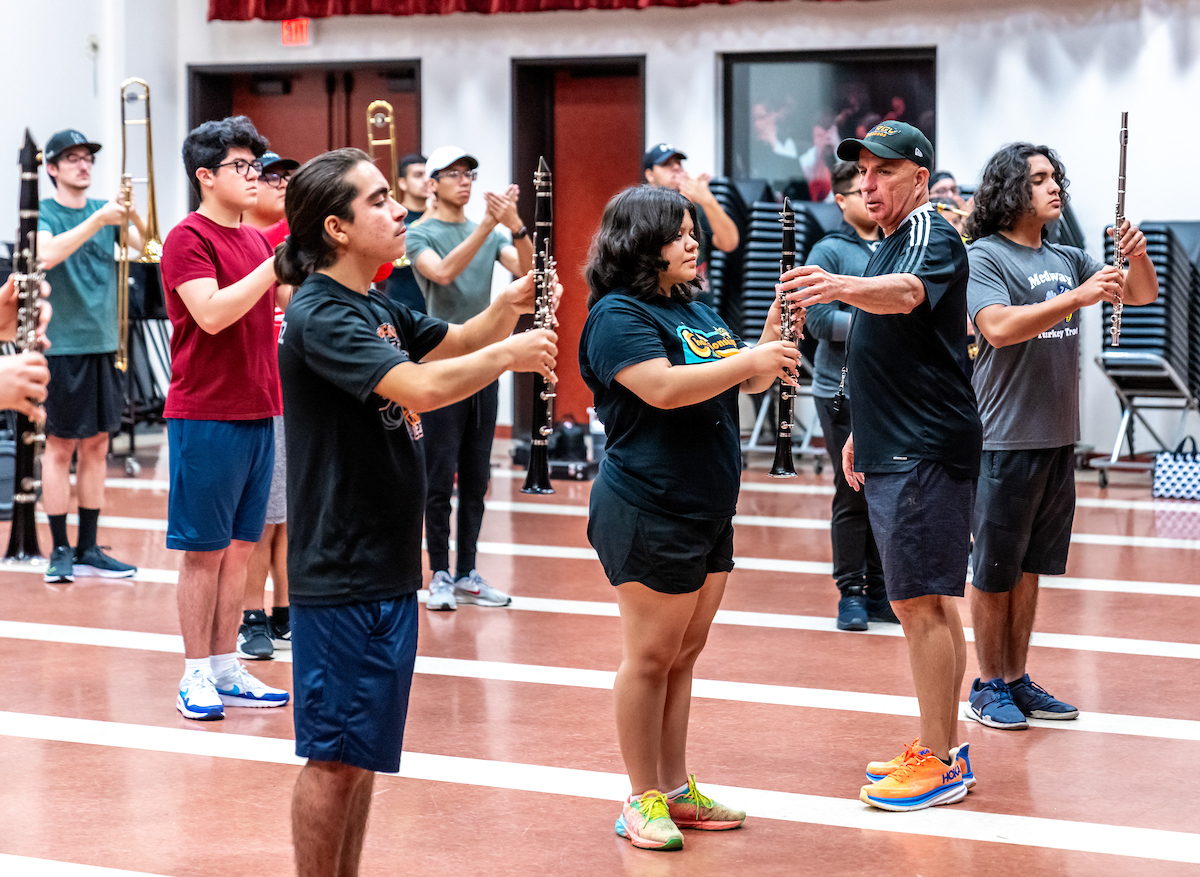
[
  {"x1": 860, "y1": 750, "x2": 967, "y2": 811},
  {"x1": 866, "y1": 738, "x2": 976, "y2": 789},
  {"x1": 615, "y1": 790, "x2": 683, "y2": 851},
  {"x1": 666, "y1": 775, "x2": 745, "y2": 830}
]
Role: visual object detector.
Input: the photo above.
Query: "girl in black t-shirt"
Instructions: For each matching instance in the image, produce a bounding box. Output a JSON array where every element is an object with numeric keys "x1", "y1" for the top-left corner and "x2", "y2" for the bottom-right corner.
[{"x1": 580, "y1": 186, "x2": 803, "y2": 851}]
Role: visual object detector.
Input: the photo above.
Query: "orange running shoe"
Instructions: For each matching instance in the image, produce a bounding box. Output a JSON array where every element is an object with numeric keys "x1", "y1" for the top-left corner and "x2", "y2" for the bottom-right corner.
[
  {"x1": 866, "y1": 739, "x2": 976, "y2": 789},
  {"x1": 860, "y1": 750, "x2": 967, "y2": 811},
  {"x1": 666, "y1": 775, "x2": 746, "y2": 830}
]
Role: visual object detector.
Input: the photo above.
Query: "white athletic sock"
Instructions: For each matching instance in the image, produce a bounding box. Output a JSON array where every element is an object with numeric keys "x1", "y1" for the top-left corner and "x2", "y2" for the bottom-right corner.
[
  {"x1": 666, "y1": 781, "x2": 690, "y2": 798},
  {"x1": 183, "y1": 657, "x2": 210, "y2": 677},
  {"x1": 210, "y1": 652, "x2": 239, "y2": 678}
]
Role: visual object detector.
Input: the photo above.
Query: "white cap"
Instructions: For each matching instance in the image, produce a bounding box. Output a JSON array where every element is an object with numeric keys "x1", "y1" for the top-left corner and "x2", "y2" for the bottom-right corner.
[{"x1": 426, "y1": 145, "x2": 479, "y2": 176}]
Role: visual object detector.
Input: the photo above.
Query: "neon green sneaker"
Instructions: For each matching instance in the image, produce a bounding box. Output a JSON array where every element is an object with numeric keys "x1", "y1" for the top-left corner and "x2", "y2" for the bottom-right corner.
[
  {"x1": 666, "y1": 774, "x2": 746, "y2": 830},
  {"x1": 615, "y1": 790, "x2": 683, "y2": 851}
]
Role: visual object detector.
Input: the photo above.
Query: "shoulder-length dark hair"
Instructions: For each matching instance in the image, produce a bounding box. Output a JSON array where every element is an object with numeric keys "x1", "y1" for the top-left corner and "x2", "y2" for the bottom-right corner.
[
  {"x1": 585, "y1": 185, "x2": 705, "y2": 308},
  {"x1": 965, "y1": 143, "x2": 1070, "y2": 241},
  {"x1": 275, "y1": 147, "x2": 368, "y2": 286}
]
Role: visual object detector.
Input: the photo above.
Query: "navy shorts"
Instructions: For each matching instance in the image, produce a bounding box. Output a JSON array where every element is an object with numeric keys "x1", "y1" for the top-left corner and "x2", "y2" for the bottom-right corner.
[
  {"x1": 587, "y1": 475, "x2": 735, "y2": 596},
  {"x1": 292, "y1": 594, "x2": 419, "y2": 774},
  {"x1": 864, "y1": 461, "x2": 975, "y2": 602},
  {"x1": 166, "y1": 418, "x2": 274, "y2": 551},
  {"x1": 972, "y1": 445, "x2": 1076, "y2": 593},
  {"x1": 45, "y1": 353, "x2": 123, "y2": 440}
]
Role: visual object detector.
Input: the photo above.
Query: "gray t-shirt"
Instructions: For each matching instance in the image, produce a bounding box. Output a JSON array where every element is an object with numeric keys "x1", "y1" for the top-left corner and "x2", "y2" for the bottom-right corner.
[
  {"x1": 967, "y1": 234, "x2": 1103, "y2": 450},
  {"x1": 803, "y1": 227, "x2": 880, "y2": 398},
  {"x1": 38, "y1": 198, "x2": 118, "y2": 355},
  {"x1": 406, "y1": 217, "x2": 508, "y2": 323}
]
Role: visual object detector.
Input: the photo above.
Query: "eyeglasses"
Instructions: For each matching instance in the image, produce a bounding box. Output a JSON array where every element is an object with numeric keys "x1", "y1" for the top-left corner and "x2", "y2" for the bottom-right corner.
[
  {"x1": 842, "y1": 189, "x2": 862, "y2": 198},
  {"x1": 58, "y1": 152, "x2": 95, "y2": 166},
  {"x1": 261, "y1": 171, "x2": 292, "y2": 188},
  {"x1": 436, "y1": 169, "x2": 477, "y2": 181},
  {"x1": 931, "y1": 184, "x2": 960, "y2": 196},
  {"x1": 210, "y1": 158, "x2": 263, "y2": 178}
]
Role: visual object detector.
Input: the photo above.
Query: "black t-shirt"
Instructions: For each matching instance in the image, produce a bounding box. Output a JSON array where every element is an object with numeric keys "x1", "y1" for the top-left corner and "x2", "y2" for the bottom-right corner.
[
  {"x1": 384, "y1": 209, "x2": 427, "y2": 314},
  {"x1": 847, "y1": 204, "x2": 981, "y2": 479},
  {"x1": 279, "y1": 272, "x2": 449, "y2": 606},
  {"x1": 579, "y1": 292, "x2": 745, "y2": 519}
]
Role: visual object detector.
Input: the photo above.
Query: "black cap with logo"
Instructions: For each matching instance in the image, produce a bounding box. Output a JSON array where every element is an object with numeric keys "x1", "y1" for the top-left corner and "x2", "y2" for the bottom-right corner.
[
  {"x1": 643, "y1": 143, "x2": 687, "y2": 172},
  {"x1": 44, "y1": 129, "x2": 102, "y2": 163},
  {"x1": 836, "y1": 121, "x2": 933, "y2": 171}
]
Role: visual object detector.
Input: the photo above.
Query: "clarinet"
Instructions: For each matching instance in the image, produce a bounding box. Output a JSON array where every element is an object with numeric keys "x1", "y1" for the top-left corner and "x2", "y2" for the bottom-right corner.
[
  {"x1": 521, "y1": 156, "x2": 556, "y2": 494},
  {"x1": 5, "y1": 129, "x2": 47, "y2": 562},
  {"x1": 1110, "y1": 111, "x2": 1128, "y2": 347},
  {"x1": 769, "y1": 197, "x2": 799, "y2": 478}
]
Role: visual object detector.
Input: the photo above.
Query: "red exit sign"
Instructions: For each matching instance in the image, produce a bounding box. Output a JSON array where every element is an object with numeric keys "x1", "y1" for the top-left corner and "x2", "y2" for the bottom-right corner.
[{"x1": 281, "y1": 18, "x2": 310, "y2": 46}]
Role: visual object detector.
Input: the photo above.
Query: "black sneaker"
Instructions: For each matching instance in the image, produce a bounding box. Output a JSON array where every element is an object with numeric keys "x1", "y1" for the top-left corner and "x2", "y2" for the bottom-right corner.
[
  {"x1": 44, "y1": 545, "x2": 75, "y2": 584},
  {"x1": 73, "y1": 545, "x2": 137, "y2": 579},
  {"x1": 837, "y1": 590, "x2": 869, "y2": 631},
  {"x1": 270, "y1": 615, "x2": 291, "y2": 650},
  {"x1": 866, "y1": 595, "x2": 900, "y2": 624},
  {"x1": 236, "y1": 610, "x2": 274, "y2": 660}
]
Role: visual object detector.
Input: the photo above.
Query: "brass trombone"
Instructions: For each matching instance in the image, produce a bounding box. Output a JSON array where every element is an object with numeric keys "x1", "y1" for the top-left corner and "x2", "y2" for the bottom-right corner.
[
  {"x1": 366, "y1": 99, "x2": 408, "y2": 267},
  {"x1": 117, "y1": 77, "x2": 163, "y2": 372}
]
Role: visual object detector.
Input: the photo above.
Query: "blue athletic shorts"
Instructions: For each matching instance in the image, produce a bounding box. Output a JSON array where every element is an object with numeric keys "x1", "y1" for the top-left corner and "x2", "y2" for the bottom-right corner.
[
  {"x1": 291, "y1": 595, "x2": 419, "y2": 774},
  {"x1": 166, "y1": 418, "x2": 274, "y2": 551},
  {"x1": 864, "y1": 461, "x2": 975, "y2": 602}
]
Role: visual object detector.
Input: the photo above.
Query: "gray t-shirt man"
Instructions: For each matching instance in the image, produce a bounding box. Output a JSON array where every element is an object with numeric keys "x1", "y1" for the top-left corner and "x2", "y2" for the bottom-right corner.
[
  {"x1": 406, "y1": 218, "x2": 508, "y2": 323},
  {"x1": 967, "y1": 235, "x2": 1103, "y2": 450}
]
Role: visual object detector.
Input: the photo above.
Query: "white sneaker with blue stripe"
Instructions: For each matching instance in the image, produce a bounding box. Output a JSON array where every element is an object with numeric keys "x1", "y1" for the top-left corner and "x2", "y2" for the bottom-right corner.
[
  {"x1": 177, "y1": 668, "x2": 224, "y2": 721},
  {"x1": 213, "y1": 662, "x2": 289, "y2": 708}
]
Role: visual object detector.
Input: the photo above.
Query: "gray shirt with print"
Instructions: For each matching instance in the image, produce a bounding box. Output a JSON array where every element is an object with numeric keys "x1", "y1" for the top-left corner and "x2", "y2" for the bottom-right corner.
[{"x1": 967, "y1": 234, "x2": 1103, "y2": 450}]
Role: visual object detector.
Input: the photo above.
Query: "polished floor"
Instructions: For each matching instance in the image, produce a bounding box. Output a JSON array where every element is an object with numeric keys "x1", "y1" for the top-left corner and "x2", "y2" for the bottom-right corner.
[{"x1": 2, "y1": 437, "x2": 1199, "y2": 876}]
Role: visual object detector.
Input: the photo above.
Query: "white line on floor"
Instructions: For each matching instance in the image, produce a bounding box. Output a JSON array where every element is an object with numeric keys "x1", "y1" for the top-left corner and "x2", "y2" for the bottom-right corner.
[{"x1": 0, "y1": 855, "x2": 167, "y2": 876}]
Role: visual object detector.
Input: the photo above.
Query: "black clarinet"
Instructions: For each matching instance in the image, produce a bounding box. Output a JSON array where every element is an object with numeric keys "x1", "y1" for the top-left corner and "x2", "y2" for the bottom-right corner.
[
  {"x1": 769, "y1": 198, "x2": 799, "y2": 478},
  {"x1": 5, "y1": 130, "x2": 47, "y2": 562},
  {"x1": 521, "y1": 156, "x2": 556, "y2": 494}
]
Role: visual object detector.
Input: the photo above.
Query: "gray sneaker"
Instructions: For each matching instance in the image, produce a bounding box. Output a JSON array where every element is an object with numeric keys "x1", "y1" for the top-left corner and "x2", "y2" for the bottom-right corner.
[
  {"x1": 426, "y1": 571, "x2": 457, "y2": 611},
  {"x1": 453, "y1": 569, "x2": 512, "y2": 607}
]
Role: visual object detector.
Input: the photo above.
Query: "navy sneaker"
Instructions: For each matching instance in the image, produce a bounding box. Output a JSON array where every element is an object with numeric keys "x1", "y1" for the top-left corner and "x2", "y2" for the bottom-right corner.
[
  {"x1": 44, "y1": 545, "x2": 75, "y2": 583},
  {"x1": 73, "y1": 545, "x2": 136, "y2": 579},
  {"x1": 236, "y1": 610, "x2": 274, "y2": 660},
  {"x1": 967, "y1": 677, "x2": 1029, "y2": 729},
  {"x1": 1008, "y1": 674, "x2": 1079, "y2": 720},
  {"x1": 837, "y1": 593, "x2": 869, "y2": 631},
  {"x1": 866, "y1": 595, "x2": 899, "y2": 624}
]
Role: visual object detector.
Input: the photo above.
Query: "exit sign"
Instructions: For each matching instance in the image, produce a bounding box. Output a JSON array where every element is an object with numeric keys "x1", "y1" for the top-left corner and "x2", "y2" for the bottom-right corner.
[{"x1": 281, "y1": 18, "x2": 310, "y2": 46}]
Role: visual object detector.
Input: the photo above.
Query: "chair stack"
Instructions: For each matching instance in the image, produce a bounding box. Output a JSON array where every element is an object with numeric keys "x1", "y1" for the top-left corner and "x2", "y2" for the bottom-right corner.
[
  {"x1": 1102, "y1": 223, "x2": 1193, "y2": 382},
  {"x1": 739, "y1": 201, "x2": 830, "y2": 341},
  {"x1": 707, "y1": 177, "x2": 752, "y2": 334}
]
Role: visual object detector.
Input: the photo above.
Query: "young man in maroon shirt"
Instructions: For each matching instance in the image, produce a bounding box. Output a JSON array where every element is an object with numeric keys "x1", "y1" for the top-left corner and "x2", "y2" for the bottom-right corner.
[{"x1": 160, "y1": 116, "x2": 289, "y2": 720}]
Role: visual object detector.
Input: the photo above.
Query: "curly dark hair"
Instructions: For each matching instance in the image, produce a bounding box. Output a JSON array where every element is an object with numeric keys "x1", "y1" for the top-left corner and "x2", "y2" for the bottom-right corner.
[
  {"x1": 585, "y1": 186, "x2": 704, "y2": 309},
  {"x1": 965, "y1": 143, "x2": 1069, "y2": 241},
  {"x1": 182, "y1": 115, "x2": 268, "y2": 198}
]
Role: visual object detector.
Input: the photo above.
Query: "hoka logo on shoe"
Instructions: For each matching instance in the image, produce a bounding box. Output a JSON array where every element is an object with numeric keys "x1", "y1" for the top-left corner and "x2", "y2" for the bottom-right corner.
[{"x1": 943, "y1": 766, "x2": 961, "y2": 783}]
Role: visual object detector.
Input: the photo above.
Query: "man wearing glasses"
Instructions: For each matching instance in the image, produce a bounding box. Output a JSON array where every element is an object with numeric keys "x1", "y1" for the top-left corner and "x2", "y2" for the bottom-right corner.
[
  {"x1": 407, "y1": 146, "x2": 533, "y2": 611},
  {"x1": 160, "y1": 116, "x2": 289, "y2": 721},
  {"x1": 36, "y1": 129, "x2": 147, "y2": 585}
]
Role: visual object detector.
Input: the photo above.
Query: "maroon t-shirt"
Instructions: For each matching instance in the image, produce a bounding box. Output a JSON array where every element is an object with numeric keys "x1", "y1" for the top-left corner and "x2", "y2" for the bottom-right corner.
[{"x1": 160, "y1": 212, "x2": 282, "y2": 421}]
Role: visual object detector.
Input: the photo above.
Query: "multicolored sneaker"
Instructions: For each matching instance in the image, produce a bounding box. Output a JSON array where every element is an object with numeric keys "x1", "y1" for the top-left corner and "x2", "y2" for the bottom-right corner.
[
  {"x1": 860, "y1": 750, "x2": 967, "y2": 812},
  {"x1": 615, "y1": 790, "x2": 684, "y2": 851},
  {"x1": 1008, "y1": 674, "x2": 1079, "y2": 720},
  {"x1": 666, "y1": 775, "x2": 745, "y2": 830},
  {"x1": 213, "y1": 662, "x2": 289, "y2": 708},
  {"x1": 865, "y1": 738, "x2": 976, "y2": 790},
  {"x1": 453, "y1": 569, "x2": 512, "y2": 607},
  {"x1": 177, "y1": 668, "x2": 224, "y2": 721},
  {"x1": 73, "y1": 545, "x2": 136, "y2": 579},
  {"x1": 967, "y1": 677, "x2": 1029, "y2": 729},
  {"x1": 44, "y1": 545, "x2": 75, "y2": 584}
]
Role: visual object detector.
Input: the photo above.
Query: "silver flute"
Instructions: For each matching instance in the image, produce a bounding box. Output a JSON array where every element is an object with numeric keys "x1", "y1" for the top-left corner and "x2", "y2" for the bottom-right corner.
[{"x1": 1110, "y1": 111, "x2": 1128, "y2": 347}]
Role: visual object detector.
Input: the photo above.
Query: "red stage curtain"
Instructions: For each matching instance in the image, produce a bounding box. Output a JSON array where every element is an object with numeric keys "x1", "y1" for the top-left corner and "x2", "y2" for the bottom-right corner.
[{"x1": 209, "y1": 0, "x2": 860, "y2": 20}]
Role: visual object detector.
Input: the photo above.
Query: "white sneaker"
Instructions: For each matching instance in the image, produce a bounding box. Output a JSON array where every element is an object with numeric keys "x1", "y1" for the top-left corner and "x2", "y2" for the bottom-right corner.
[
  {"x1": 426, "y1": 570, "x2": 457, "y2": 611},
  {"x1": 177, "y1": 668, "x2": 224, "y2": 721},
  {"x1": 213, "y1": 661, "x2": 289, "y2": 708},
  {"x1": 453, "y1": 569, "x2": 512, "y2": 607}
]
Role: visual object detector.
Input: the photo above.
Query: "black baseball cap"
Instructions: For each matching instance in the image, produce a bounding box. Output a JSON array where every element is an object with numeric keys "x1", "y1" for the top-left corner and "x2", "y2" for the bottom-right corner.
[
  {"x1": 643, "y1": 143, "x2": 687, "y2": 171},
  {"x1": 260, "y1": 151, "x2": 299, "y2": 173},
  {"x1": 45, "y1": 129, "x2": 102, "y2": 163},
  {"x1": 837, "y1": 121, "x2": 933, "y2": 171}
]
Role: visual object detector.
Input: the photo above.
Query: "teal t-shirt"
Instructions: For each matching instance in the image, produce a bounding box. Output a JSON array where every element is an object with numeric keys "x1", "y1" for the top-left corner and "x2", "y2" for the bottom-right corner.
[
  {"x1": 38, "y1": 198, "x2": 118, "y2": 355},
  {"x1": 406, "y1": 217, "x2": 508, "y2": 324}
]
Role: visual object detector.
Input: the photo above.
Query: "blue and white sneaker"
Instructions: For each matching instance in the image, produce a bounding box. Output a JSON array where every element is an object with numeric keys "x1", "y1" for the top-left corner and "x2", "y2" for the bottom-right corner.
[
  {"x1": 950, "y1": 742, "x2": 976, "y2": 789},
  {"x1": 213, "y1": 662, "x2": 289, "y2": 708},
  {"x1": 967, "y1": 677, "x2": 1029, "y2": 729},
  {"x1": 73, "y1": 545, "x2": 137, "y2": 579},
  {"x1": 1008, "y1": 674, "x2": 1079, "y2": 720},
  {"x1": 177, "y1": 668, "x2": 224, "y2": 721}
]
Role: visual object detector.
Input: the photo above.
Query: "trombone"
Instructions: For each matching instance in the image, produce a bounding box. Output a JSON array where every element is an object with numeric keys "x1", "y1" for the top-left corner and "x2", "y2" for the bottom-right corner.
[
  {"x1": 117, "y1": 77, "x2": 163, "y2": 372},
  {"x1": 366, "y1": 99, "x2": 408, "y2": 267}
]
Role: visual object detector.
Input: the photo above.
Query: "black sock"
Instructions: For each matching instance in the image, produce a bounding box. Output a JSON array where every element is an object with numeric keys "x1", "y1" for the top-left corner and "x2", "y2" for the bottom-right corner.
[
  {"x1": 271, "y1": 606, "x2": 289, "y2": 627},
  {"x1": 48, "y1": 514, "x2": 71, "y2": 550},
  {"x1": 76, "y1": 508, "x2": 100, "y2": 553}
]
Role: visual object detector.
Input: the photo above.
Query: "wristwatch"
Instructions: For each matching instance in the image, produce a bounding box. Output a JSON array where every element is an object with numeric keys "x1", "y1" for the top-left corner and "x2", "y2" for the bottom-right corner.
[{"x1": 512, "y1": 225, "x2": 529, "y2": 240}]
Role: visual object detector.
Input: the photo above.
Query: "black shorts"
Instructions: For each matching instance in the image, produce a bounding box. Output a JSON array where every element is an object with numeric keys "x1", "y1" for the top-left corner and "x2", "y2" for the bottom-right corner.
[
  {"x1": 45, "y1": 353, "x2": 123, "y2": 440},
  {"x1": 971, "y1": 445, "x2": 1076, "y2": 593},
  {"x1": 587, "y1": 475, "x2": 734, "y2": 595},
  {"x1": 864, "y1": 461, "x2": 975, "y2": 602}
]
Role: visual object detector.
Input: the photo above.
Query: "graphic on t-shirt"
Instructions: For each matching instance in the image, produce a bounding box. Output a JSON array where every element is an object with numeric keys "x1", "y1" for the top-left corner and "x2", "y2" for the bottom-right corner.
[
  {"x1": 376, "y1": 322, "x2": 423, "y2": 440},
  {"x1": 1035, "y1": 276, "x2": 1080, "y2": 339},
  {"x1": 677, "y1": 325, "x2": 740, "y2": 364}
]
